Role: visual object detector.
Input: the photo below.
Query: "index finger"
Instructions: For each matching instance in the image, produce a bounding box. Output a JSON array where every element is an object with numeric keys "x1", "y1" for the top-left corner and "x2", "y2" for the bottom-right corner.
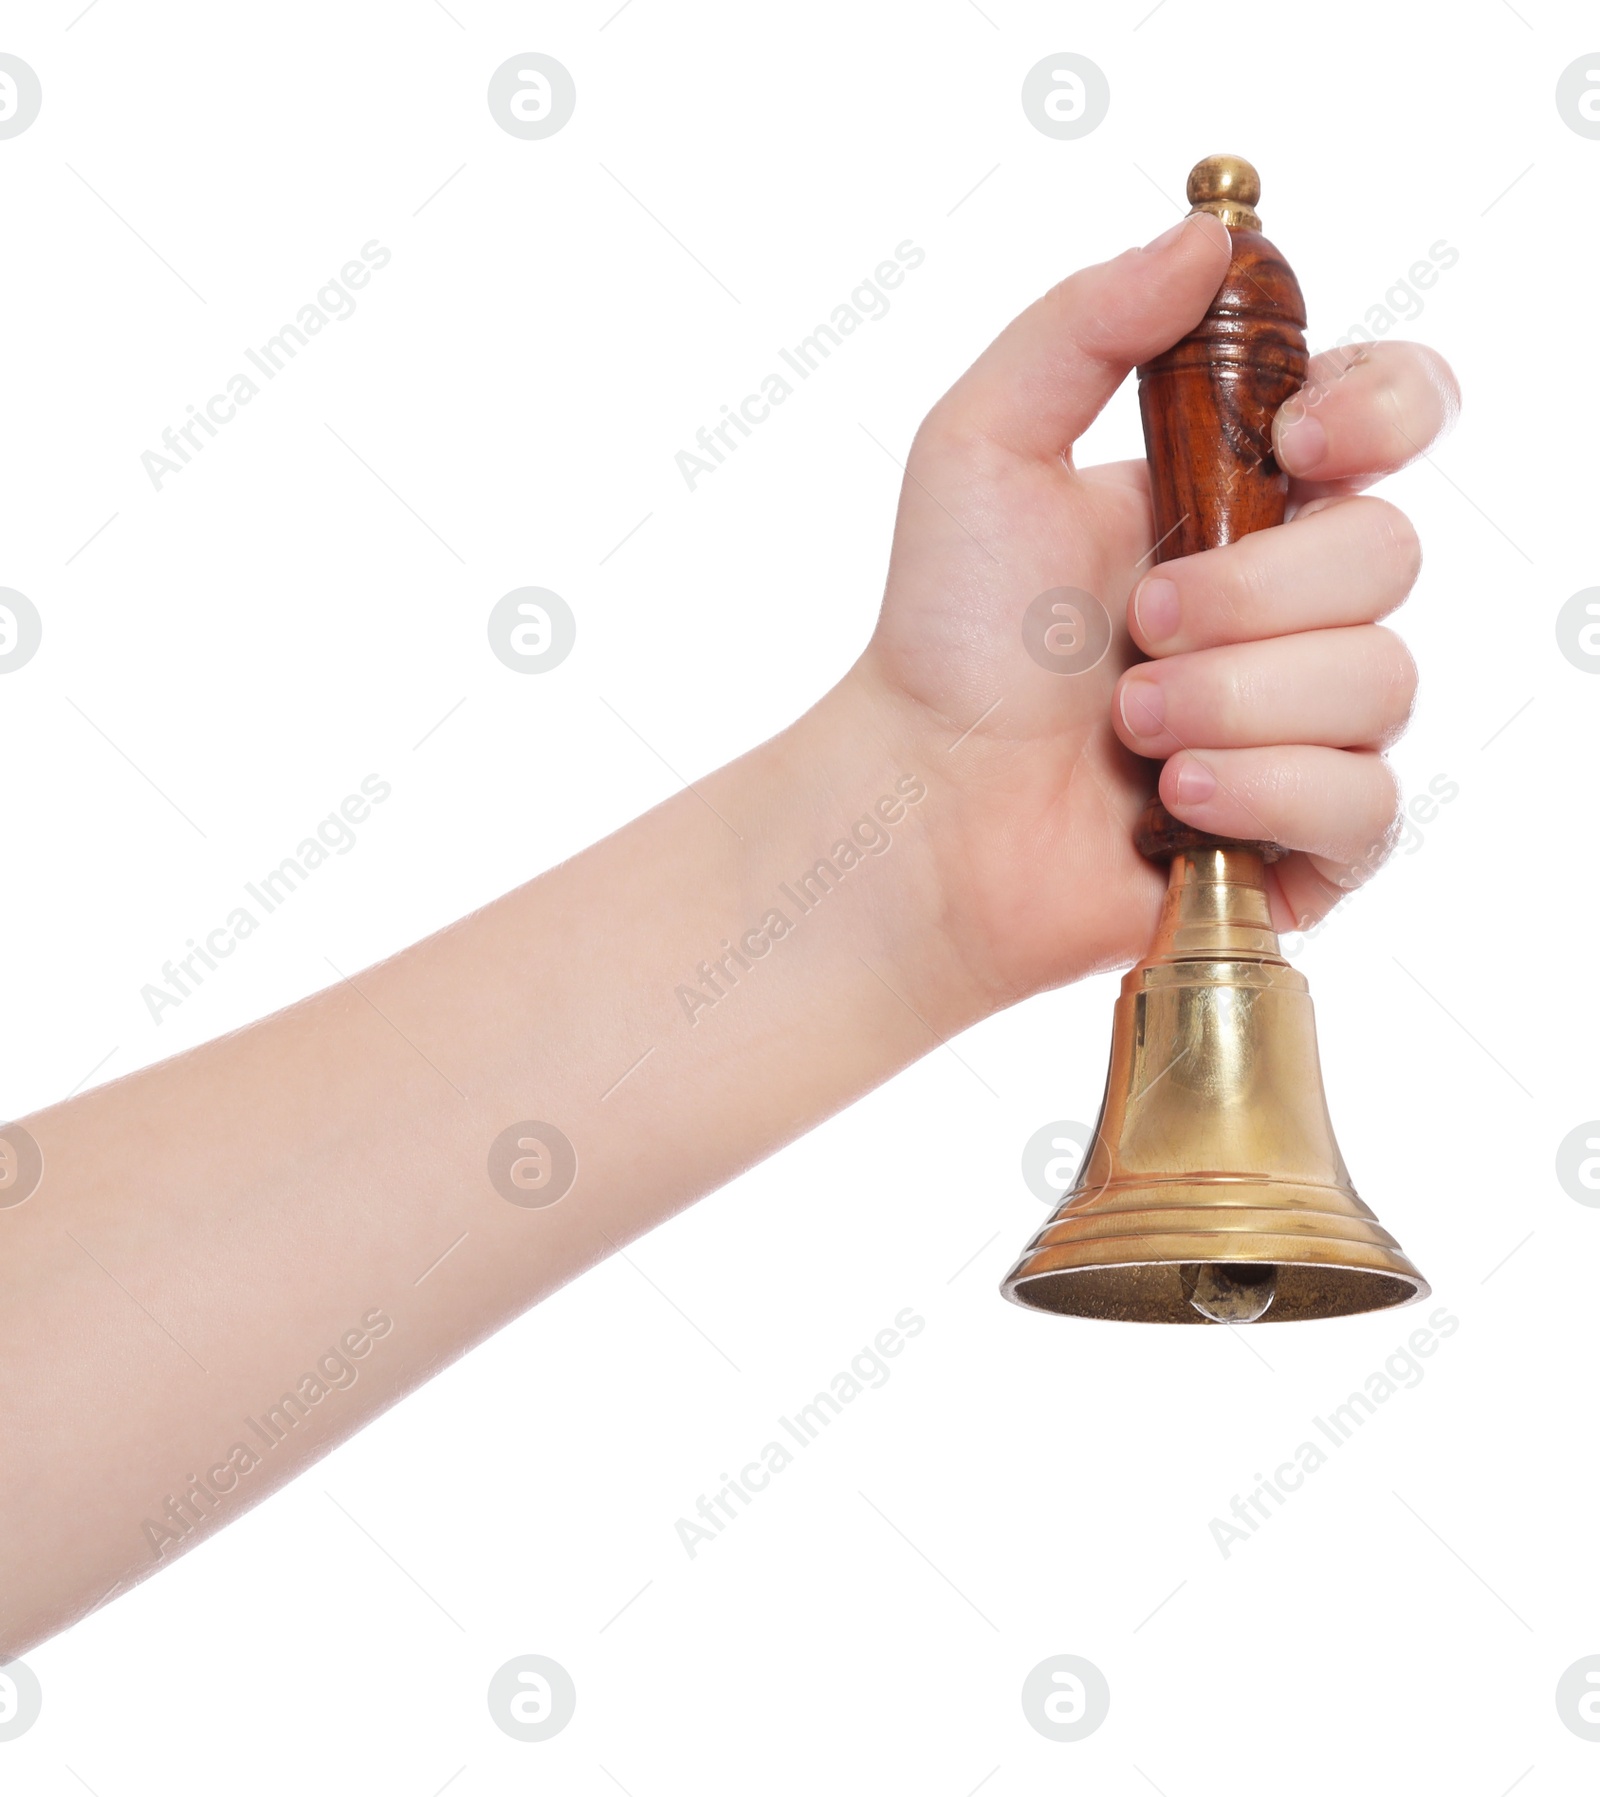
[{"x1": 1273, "y1": 340, "x2": 1460, "y2": 500}]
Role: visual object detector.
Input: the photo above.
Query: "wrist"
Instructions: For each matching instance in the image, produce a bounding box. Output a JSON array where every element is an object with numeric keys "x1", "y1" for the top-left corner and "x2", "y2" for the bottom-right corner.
[{"x1": 770, "y1": 658, "x2": 1000, "y2": 1043}]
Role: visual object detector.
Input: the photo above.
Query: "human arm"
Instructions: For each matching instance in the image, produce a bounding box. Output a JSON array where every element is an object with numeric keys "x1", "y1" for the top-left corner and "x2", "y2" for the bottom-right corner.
[{"x1": 0, "y1": 212, "x2": 1457, "y2": 1656}]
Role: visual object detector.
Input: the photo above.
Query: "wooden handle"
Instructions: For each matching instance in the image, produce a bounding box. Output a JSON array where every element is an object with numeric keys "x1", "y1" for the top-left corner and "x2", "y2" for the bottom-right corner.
[{"x1": 1133, "y1": 155, "x2": 1308, "y2": 863}]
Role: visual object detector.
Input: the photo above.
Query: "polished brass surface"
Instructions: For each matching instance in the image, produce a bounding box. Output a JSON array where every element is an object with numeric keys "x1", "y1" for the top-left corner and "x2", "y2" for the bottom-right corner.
[
  {"x1": 1002, "y1": 849, "x2": 1429, "y2": 1323},
  {"x1": 1186, "y1": 152, "x2": 1263, "y2": 231}
]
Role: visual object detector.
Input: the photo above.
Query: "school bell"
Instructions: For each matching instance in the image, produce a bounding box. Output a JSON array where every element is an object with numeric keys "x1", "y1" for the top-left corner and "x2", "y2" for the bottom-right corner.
[{"x1": 1001, "y1": 156, "x2": 1429, "y2": 1325}]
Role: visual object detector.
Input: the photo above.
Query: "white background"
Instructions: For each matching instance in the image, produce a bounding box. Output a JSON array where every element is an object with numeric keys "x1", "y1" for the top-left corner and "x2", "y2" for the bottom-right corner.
[{"x1": 2, "y1": 1, "x2": 1595, "y2": 1791}]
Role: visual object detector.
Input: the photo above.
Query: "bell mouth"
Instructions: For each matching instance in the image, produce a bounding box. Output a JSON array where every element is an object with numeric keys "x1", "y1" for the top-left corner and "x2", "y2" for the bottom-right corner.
[{"x1": 1003, "y1": 1259, "x2": 1427, "y2": 1324}]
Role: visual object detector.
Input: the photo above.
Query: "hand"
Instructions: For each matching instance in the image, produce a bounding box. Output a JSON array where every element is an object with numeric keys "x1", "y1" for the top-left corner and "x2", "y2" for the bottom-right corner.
[{"x1": 855, "y1": 211, "x2": 1459, "y2": 1016}]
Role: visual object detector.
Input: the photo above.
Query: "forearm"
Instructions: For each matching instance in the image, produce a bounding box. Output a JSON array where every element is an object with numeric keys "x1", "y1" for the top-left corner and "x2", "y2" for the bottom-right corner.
[{"x1": 0, "y1": 660, "x2": 980, "y2": 1655}]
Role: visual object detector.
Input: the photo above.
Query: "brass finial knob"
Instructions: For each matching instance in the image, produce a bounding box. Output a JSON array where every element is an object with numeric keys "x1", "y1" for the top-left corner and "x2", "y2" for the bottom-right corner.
[{"x1": 1186, "y1": 154, "x2": 1261, "y2": 232}]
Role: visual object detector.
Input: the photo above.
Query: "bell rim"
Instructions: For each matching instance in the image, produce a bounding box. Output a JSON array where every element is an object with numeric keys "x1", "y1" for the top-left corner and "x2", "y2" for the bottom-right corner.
[{"x1": 1001, "y1": 1249, "x2": 1430, "y2": 1323}]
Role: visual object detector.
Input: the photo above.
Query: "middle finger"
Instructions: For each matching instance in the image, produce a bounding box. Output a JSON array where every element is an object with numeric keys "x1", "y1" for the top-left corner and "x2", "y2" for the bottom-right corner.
[
  {"x1": 1114, "y1": 625, "x2": 1418, "y2": 757},
  {"x1": 1128, "y1": 495, "x2": 1421, "y2": 658}
]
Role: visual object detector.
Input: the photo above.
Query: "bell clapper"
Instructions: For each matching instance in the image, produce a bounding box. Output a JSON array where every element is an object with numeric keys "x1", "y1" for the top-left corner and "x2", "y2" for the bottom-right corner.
[{"x1": 1182, "y1": 1262, "x2": 1278, "y2": 1325}]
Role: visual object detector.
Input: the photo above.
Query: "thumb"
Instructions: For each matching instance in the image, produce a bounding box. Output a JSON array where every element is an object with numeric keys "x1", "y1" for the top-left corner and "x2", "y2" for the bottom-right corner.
[{"x1": 938, "y1": 210, "x2": 1231, "y2": 462}]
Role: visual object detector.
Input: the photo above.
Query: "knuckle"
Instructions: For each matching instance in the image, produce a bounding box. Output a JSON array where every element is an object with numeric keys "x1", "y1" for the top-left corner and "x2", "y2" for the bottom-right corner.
[
  {"x1": 1043, "y1": 264, "x2": 1092, "y2": 314},
  {"x1": 1367, "y1": 627, "x2": 1419, "y2": 739},
  {"x1": 1360, "y1": 497, "x2": 1424, "y2": 595},
  {"x1": 1414, "y1": 343, "x2": 1463, "y2": 431},
  {"x1": 1375, "y1": 368, "x2": 1415, "y2": 455},
  {"x1": 1375, "y1": 343, "x2": 1460, "y2": 461},
  {"x1": 1359, "y1": 757, "x2": 1405, "y2": 879},
  {"x1": 1314, "y1": 755, "x2": 1403, "y2": 896},
  {"x1": 1374, "y1": 754, "x2": 1404, "y2": 835},
  {"x1": 911, "y1": 400, "x2": 965, "y2": 462}
]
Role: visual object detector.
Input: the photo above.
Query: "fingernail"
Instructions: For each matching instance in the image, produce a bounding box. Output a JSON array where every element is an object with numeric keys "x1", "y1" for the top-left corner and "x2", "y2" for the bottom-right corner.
[
  {"x1": 1173, "y1": 759, "x2": 1216, "y2": 805},
  {"x1": 1276, "y1": 406, "x2": 1328, "y2": 474},
  {"x1": 1132, "y1": 576, "x2": 1180, "y2": 643},
  {"x1": 1120, "y1": 678, "x2": 1165, "y2": 738}
]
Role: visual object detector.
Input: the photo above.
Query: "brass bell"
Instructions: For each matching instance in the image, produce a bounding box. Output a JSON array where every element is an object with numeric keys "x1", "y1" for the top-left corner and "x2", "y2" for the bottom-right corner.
[
  {"x1": 1002, "y1": 156, "x2": 1429, "y2": 1325},
  {"x1": 1002, "y1": 844, "x2": 1428, "y2": 1322}
]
